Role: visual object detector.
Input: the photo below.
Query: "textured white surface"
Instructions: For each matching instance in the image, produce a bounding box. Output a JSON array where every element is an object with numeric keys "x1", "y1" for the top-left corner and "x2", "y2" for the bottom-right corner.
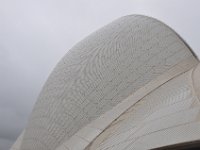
[
  {"x1": 88, "y1": 70, "x2": 200, "y2": 150},
  {"x1": 13, "y1": 15, "x2": 198, "y2": 150},
  {"x1": 55, "y1": 56, "x2": 198, "y2": 150},
  {"x1": 193, "y1": 63, "x2": 200, "y2": 99}
]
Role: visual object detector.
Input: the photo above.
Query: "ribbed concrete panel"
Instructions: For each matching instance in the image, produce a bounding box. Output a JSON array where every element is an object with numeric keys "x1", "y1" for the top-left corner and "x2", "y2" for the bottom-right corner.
[
  {"x1": 88, "y1": 70, "x2": 200, "y2": 150},
  {"x1": 18, "y1": 15, "x2": 197, "y2": 150}
]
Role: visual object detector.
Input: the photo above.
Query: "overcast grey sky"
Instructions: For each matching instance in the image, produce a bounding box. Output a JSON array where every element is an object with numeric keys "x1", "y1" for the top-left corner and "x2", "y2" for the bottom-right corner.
[{"x1": 0, "y1": 0, "x2": 200, "y2": 149}]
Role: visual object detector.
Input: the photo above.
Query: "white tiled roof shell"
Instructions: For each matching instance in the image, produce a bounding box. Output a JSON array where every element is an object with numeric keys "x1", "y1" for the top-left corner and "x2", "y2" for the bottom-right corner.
[
  {"x1": 88, "y1": 69, "x2": 200, "y2": 150},
  {"x1": 20, "y1": 15, "x2": 197, "y2": 150}
]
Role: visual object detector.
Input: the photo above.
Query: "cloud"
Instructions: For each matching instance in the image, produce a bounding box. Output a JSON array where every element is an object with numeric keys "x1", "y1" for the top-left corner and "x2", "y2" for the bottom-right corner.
[{"x1": 0, "y1": 138, "x2": 13, "y2": 150}]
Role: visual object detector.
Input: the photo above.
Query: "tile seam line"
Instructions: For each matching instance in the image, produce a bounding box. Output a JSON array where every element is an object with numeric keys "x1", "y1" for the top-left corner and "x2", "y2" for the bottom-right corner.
[{"x1": 121, "y1": 120, "x2": 200, "y2": 150}]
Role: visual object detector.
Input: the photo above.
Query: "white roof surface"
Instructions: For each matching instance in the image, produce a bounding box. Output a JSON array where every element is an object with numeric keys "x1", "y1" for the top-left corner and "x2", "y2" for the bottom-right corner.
[{"x1": 12, "y1": 15, "x2": 198, "y2": 150}]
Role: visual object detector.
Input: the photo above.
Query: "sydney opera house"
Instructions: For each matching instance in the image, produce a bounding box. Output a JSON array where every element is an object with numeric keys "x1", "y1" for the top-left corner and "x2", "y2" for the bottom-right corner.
[{"x1": 11, "y1": 15, "x2": 200, "y2": 150}]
